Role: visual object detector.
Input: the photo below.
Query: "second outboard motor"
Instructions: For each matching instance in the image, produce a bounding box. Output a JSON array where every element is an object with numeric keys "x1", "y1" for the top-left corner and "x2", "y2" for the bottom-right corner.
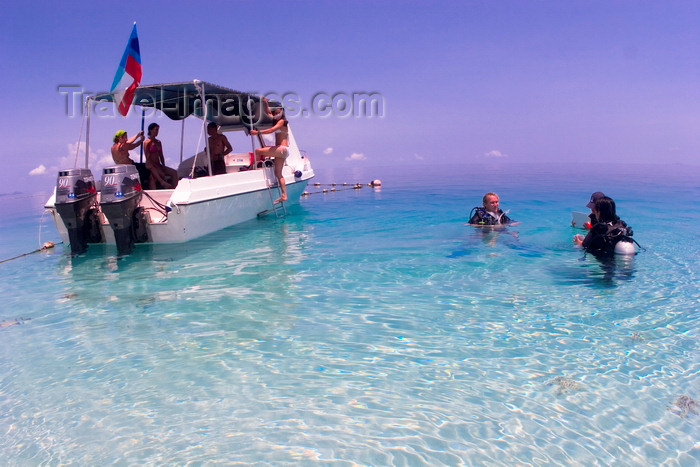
[
  {"x1": 54, "y1": 168, "x2": 103, "y2": 255},
  {"x1": 100, "y1": 164, "x2": 149, "y2": 256}
]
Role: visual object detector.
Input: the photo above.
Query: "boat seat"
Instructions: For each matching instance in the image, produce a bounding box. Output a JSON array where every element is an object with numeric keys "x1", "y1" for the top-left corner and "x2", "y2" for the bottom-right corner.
[
  {"x1": 134, "y1": 163, "x2": 151, "y2": 186},
  {"x1": 225, "y1": 152, "x2": 254, "y2": 173}
]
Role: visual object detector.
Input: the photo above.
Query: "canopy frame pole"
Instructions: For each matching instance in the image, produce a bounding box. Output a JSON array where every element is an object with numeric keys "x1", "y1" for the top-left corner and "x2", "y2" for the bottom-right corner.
[
  {"x1": 180, "y1": 118, "x2": 185, "y2": 163},
  {"x1": 195, "y1": 80, "x2": 213, "y2": 177},
  {"x1": 249, "y1": 96, "x2": 256, "y2": 165},
  {"x1": 85, "y1": 97, "x2": 92, "y2": 169}
]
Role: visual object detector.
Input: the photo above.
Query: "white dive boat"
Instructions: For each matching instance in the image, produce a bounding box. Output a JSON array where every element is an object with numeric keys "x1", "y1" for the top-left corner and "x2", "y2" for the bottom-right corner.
[{"x1": 45, "y1": 80, "x2": 314, "y2": 255}]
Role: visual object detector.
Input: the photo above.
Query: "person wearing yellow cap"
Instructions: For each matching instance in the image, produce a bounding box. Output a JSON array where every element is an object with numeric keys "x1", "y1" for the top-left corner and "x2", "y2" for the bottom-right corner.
[{"x1": 111, "y1": 129, "x2": 144, "y2": 165}]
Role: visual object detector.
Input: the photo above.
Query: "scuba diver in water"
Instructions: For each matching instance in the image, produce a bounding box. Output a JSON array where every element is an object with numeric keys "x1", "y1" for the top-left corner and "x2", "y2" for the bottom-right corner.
[
  {"x1": 573, "y1": 196, "x2": 634, "y2": 257},
  {"x1": 450, "y1": 192, "x2": 538, "y2": 258},
  {"x1": 572, "y1": 196, "x2": 638, "y2": 283},
  {"x1": 467, "y1": 192, "x2": 519, "y2": 226}
]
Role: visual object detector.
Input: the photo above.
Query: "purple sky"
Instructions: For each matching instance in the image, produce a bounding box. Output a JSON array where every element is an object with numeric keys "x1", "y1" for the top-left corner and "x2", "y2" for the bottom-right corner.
[{"x1": 1, "y1": 0, "x2": 699, "y2": 194}]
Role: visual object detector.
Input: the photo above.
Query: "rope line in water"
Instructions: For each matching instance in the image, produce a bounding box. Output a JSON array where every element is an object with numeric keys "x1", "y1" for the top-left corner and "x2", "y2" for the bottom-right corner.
[
  {"x1": 0, "y1": 241, "x2": 58, "y2": 265},
  {"x1": 0, "y1": 195, "x2": 60, "y2": 264},
  {"x1": 302, "y1": 180, "x2": 381, "y2": 196}
]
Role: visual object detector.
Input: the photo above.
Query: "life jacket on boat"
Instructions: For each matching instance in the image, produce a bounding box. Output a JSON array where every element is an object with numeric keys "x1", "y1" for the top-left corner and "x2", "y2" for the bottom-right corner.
[
  {"x1": 467, "y1": 207, "x2": 512, "y2": 225},
  {"x1": 582, "y1": 220, "x2": 635, "y2": 256}
]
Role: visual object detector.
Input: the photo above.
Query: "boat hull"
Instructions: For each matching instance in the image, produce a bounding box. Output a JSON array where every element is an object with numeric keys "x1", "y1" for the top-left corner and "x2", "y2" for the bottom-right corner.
[{"x1": 46, "y1": 165, "x2": 313, "y2": 247}]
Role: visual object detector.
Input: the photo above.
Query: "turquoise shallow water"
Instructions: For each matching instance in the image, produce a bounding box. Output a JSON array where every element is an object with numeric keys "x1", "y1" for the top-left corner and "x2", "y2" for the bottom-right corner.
[{"x1": 0, "y1": 163, "x2": 698, "y2": 465}]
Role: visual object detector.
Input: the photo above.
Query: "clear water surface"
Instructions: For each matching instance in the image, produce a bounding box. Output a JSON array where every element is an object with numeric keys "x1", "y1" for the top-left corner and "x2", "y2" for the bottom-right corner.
[{"x1": 0, "y1": 163, "x2": 698, "y2": 465}]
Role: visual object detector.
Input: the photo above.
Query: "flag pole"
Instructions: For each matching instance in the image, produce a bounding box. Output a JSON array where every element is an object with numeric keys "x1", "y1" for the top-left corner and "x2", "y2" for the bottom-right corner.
[{"x1": 139, "y1": 108, "x2": 145, "y2": 162}]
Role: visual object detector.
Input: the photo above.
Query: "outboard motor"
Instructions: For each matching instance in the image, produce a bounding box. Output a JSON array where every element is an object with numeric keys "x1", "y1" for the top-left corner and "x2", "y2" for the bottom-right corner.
[
  {"x1": 100, "y1": 164, "x2": 149, "y2": 256},
  {"x1": 54, "y1": 168, "x2": 103, "y2": 255}
]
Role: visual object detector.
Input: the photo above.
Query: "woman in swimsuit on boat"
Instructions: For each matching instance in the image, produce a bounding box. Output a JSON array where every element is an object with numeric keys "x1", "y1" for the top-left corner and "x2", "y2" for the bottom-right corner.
[
  {"x1": 250, "y1": 103, "x2": 289, "y2": 203},
  {"x1": 144, "y1": 123, "x2": 178, "y2": 189},
  {"x1": 111, "y1": 130, "x2": 144, "y2": 165}
]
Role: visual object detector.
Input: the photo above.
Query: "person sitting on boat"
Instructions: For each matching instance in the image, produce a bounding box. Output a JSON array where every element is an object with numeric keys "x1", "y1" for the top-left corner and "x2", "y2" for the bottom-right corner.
[
  {"x1": 111, "y1": 130, "x2": 144, "y2": 165},
  {"x1": 250, "y1": 105, "x2": 289, "y2": 204},
  {"x1": 467, "y1": 192, "x2": 517, "y2": 226},
  {"x1": 144, "y1": 123, "x2": 178, "y2": 190},
  {"x1": 573, "y1": 196, "x2": 633, "y2": 256},
  {"x1": 206, "y1": 122, "x2": 233, "y2": 176}
]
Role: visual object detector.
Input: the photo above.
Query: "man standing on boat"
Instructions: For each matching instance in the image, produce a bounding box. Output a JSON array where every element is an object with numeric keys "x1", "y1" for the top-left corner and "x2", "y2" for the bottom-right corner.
[
  {"x1": 206, "y1": 122, "x2": 233, "y2": 175},
  {"x1": 111, "y1": 130, "x2": 144, "y2": 164}
]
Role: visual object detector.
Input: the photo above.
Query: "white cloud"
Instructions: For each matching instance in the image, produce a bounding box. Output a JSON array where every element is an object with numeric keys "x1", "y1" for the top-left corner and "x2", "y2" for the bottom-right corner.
[
  {"x1": 485, "y1": 149, "x2": 507, "y2": 158},
  {"x1": 323, "y1": 147, "x2": 333, "y2": 155},
  {"x1": 36, "y1": 143, "x2": 113, "y2": 180},
  {"x1": 346, "y1": 152, "x2": 366, "y2": 161},
  {"x1": 29, "y1": 164, "x2": 47, "y2": 175},
  {"x1": 414, "y1": 153, "x2": 424, "y2": 160},
  {"x1": 59, "y1": 143, "x2": 112, "y2": 172}
]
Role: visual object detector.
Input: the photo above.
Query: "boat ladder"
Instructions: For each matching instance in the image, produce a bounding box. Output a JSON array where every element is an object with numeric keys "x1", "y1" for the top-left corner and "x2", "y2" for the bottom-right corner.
[{"x1": 262, "y1": 165, "x2": 286, "y2": 218}]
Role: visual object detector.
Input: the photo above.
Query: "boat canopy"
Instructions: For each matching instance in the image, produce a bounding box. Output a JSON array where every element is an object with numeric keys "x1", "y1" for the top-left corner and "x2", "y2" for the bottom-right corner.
[{"x1": 93, "y1": 80, "x2": 280, "y2": 131}]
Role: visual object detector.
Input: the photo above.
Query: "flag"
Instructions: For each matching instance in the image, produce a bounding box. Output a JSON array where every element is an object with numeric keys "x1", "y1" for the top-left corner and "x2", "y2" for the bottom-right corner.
[{"x1": 110, "y1": 23, "x2": 142, "y2": 116}]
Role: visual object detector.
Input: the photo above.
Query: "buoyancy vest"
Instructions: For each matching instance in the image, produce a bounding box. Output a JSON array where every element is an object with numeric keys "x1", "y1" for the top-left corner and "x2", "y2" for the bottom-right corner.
[
  {"x1": 468, "y1": 207, "x2": 511, "y2": 225},
  {"x1": 583, "y1": 220, "x2": 634, "y2": 256}
]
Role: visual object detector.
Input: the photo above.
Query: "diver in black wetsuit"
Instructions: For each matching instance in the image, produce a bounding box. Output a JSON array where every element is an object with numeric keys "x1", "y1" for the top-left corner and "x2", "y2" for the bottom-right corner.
[
  {"x1": 573, "y1": 196, "x2": 634, "y2": 257},
  {"x1": 467, "y1": 192, "x2": 516, "y2": 226}
]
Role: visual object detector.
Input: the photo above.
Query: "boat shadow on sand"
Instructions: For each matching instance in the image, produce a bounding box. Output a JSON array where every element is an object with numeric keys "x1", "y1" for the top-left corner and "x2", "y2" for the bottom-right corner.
[
  {"x1": 56, "y1": 205, "x2": 310, "y2": 274},
  {"x1": 49, "y1": 211, "x2": 311, "y2": 331}
]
